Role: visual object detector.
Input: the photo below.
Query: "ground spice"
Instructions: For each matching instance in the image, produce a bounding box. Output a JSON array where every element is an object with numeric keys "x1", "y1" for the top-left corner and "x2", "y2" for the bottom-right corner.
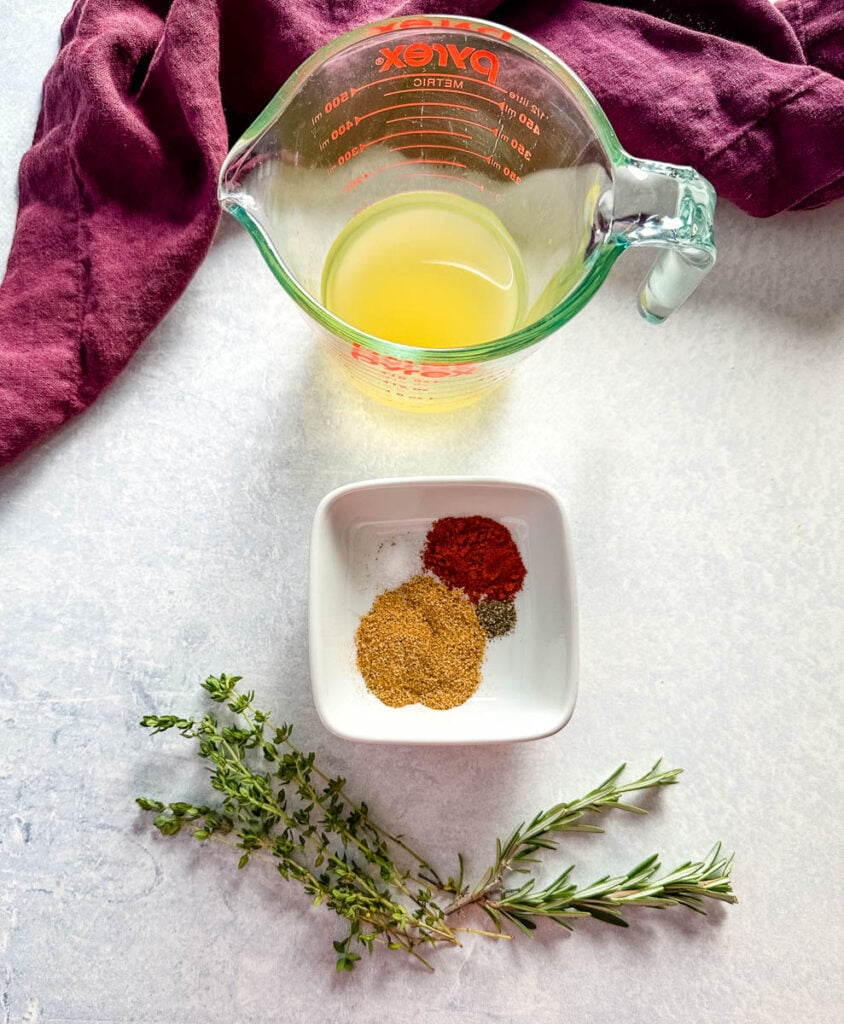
[
  {"x1": 355, "y1": 574, "x2": 486, "y2": 710},
  {"x1": 422, "y1": 515, "x2": 527, "y2": 604},
  {"x1": 475, "y1": 598, "x2": 517, "y2": 639}
]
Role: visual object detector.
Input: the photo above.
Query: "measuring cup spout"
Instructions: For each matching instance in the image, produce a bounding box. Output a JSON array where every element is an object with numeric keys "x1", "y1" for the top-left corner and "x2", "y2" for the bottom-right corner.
[
  {"x1": 610, "y1": 158, "x2": 717, "y2": 323},
  {"x1": 217, "y1": 146, "x2": 259, "y2": 214}
]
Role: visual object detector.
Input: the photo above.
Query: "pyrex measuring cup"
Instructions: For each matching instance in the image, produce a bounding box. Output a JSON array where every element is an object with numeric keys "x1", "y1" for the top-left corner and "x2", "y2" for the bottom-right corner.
[{"x1": 218, "y1": 14, "x2": 717, "y2": 410}]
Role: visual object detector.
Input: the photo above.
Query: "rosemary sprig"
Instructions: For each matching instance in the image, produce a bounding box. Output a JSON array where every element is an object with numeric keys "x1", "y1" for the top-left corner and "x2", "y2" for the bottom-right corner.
[
  {"x1": 447, "y1": 759, "x2": 682, "y2": 916},
  {"x1": 480, "y1": 843, "x2": 736, "y2": 935},
  {"x1": 137, "y1": 675, "x2": 737, "y2": 972}
]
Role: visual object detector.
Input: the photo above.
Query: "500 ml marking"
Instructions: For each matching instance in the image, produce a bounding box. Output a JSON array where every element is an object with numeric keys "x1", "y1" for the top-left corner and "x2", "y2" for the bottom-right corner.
[{"x1": 311, "y1": 91, "x2": 353, "y2": 126}]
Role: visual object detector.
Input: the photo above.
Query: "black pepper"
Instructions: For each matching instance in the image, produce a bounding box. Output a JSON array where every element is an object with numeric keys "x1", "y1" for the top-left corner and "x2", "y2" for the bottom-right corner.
[{"x1": 475, "y1": 599, "x2": 517, "y2": 639}]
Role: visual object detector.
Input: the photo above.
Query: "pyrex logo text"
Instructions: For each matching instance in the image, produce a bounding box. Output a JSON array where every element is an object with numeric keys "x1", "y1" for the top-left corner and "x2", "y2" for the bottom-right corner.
[{"x1": 377, "y1": 43, "x2": 500, "y2": 84}]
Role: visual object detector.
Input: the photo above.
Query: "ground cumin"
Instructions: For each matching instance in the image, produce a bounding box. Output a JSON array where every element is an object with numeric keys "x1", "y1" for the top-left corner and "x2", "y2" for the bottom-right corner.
[{"x1": 355, "y1": 574, "x2": 486, "y2": 710}]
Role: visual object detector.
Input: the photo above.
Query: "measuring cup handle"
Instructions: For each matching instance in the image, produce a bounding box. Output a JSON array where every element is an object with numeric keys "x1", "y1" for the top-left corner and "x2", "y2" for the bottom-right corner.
[{"x1": 609, "y1": 157, "x2": 717, "y2": 324}]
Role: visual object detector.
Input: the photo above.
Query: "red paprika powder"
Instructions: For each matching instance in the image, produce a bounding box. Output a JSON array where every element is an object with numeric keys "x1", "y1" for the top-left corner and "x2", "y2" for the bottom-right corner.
[{"x1": 422, "y1": 515, "x2": 526, "y2": 604}]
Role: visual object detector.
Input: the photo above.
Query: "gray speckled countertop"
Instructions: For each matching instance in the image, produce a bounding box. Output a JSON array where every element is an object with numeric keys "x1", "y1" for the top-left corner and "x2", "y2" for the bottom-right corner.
[{"x1": 1, "y1": 5, "x2": 842, "y2": 1022}]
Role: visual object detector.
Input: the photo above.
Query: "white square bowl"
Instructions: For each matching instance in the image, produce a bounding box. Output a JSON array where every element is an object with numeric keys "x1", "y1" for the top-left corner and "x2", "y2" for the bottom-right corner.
[{"x1": 308, "y1": 477, "x2": 578, "y2": 744}]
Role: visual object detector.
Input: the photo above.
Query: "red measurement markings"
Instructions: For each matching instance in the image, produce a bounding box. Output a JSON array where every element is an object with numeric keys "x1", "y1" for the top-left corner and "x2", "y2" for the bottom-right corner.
[
  {"x1": 350, "y1": 73, "x2": 508, "y2": 96},
  {"x1": 354, "y1": 101, "x2": 476, "y2": 125},
  {"x1": 364, "y1": 128, "x2": 471, "y2": 147},
  {"x1": 335, "y1": 129, "x2": 470, "y2": 161},
  {"x1": 344, "y1": 167, "x2": 490, "y2": 193},
  {"x1": 372, "y1": 158, "x2": 468, "y2": 173},
  {"x1": 390, "y1": 144, "x2": 492, "y2": 164},
  {"x1": 399, "y1": 172, "x2": 486, "y2": 191},
  {"x1": 341, "y1": 158, "x2": 467, "y2": 184},
  {"x1": 385, "y1": 86, "x2": 507, "y2": 111},
  {"x1": 387, "y1": 114, "x2": 500, "y2": 136}
]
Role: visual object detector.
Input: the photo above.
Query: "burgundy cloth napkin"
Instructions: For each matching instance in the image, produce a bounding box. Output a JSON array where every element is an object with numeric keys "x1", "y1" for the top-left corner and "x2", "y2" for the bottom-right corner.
[{"x1": 1, "y1": 0, "x2": 842, "y2": 467}]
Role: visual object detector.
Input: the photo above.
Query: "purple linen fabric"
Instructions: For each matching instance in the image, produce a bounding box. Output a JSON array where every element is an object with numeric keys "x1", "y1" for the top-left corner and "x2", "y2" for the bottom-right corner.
[{"x1": 1, "y1": 0, "x2": 842, "y2": 467}]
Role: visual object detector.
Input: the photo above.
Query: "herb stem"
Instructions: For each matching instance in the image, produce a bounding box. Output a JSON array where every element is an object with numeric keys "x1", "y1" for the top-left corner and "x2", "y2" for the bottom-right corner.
[
  {"x1": 137, "y1": 676, "x2": 736, "y2": 972},
  {"x1": 234, "y1": 700, "x2": 448, "y2": 915}
]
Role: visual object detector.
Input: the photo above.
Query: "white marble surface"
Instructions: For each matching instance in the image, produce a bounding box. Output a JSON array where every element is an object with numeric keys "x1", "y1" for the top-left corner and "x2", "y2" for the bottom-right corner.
[{"x1": 1, "y1": 4, "x2": 843, "y2": 1022}]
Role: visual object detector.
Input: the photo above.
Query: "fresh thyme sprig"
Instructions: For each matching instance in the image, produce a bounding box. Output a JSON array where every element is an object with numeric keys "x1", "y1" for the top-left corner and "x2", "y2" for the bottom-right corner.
[{"x1": 137, "y1": 675, "x2": 737, "y2": 971}]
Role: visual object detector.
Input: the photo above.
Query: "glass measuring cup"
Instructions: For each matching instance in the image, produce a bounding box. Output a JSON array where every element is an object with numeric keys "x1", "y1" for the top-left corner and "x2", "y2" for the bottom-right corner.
[{"x1": 218, "y1": 14, "x2": 717, "y2": 410}]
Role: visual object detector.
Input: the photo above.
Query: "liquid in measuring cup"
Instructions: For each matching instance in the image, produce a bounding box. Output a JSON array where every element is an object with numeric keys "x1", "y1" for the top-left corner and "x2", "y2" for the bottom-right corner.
[{"x1": 321, "y1": 192, "x2": 527, "y2": 349}]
